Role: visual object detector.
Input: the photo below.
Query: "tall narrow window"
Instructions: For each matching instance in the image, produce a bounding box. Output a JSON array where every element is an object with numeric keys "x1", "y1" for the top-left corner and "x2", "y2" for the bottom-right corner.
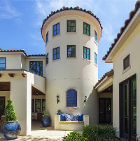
[
  {"x1": 53, "y1": 23, "x2": 60, "y2": 36},
  {"x1": 29, "y1": 61, "x2": 43, "y2": 76},
  {"x1": 123, "y1": 55, "x2": 130, "y2": 70},
  {"x1": 53, "y1": 47, "x2": 60, "y2": 60},
  {"x1": 46, "y1": 53, "x2": 49, "y2": 64},
  {"x1": 46, "y1": 32, "x2": 48, "y2": 43},
  {"x1": 0, "y1": 57, "x2": 6, "y2": 70},
  {"x1": 67, "y1": 45, "x2": 76, "y2": 57},
  {"x1": 94, "y1": 53, "x2": 97, "y2": 64},
  {"x1": 35, "y1": 99, "x2": 41, "y2": 112},
  {"x1": 42, "y1": 99, "x2": 45, "y2": 112},
  {"x1": 67, "y1": 20, "x2": 76, "y2": 32},
  {"x1": 66, "y1": 89, "x2": 77, "y2": 107},
  {"x1": 83, "y1": 47, "x2": 90, "y2": 60},
  {"x1": 94, "y1": 30, "x2": 97, "y2": 41},
  {"x1": 83, "y1": 22, "x2": 90, "y2": 36}
]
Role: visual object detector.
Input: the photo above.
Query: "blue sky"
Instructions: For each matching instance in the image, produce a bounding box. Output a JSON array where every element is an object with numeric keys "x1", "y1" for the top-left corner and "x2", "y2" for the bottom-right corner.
[{"x1": 0, "y1": 0, "x2": 137, "y2": 79}]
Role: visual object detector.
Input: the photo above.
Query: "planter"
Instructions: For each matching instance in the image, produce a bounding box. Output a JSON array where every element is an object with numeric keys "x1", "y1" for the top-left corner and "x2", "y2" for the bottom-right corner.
[
  {"x1": 2, "y1": 121, "x2": 21, "y2": 140},
  {"x1": 41, "y1": 117, "x2": 51, "y2": 127}
]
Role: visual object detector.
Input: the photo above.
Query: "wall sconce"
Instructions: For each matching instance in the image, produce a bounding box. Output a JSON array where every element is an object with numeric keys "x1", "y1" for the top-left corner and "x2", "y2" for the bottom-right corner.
[
  {"x1": 57, "y1": 95, "x2": 60, "y2": 104},
  {"x1": 84, "y1": 96, "x2": 87, "y2": 103}
]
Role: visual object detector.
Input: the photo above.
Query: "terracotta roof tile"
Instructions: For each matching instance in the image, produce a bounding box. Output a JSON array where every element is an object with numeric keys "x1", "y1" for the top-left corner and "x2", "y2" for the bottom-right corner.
[
  {"x1": 41, "y1": 6, "x2": 103, "y2": 35},
  {"x1": 94, "y1": 69, "x2": 114, "y2": 89},
  {"x1": 103, "y1": 1, "x2": 140, "y2": 61}
]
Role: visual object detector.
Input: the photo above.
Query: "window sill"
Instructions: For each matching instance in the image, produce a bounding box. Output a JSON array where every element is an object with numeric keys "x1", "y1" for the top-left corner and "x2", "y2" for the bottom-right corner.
[
  {"x1": 82, "y1": 58, "x2": 91, "y2": 63},
  {"x1": 122, "y1": 66, "x2": 131, "y2": 74},
  {"x1": 52, "y1": 58, "x2": 61, "y2": 62},
  {"x1": 94, "y1": 40, "x2": 98, "y2": 45},
  {"x1": 94, "y1": 63, "x2": 98, "y2": 67}
]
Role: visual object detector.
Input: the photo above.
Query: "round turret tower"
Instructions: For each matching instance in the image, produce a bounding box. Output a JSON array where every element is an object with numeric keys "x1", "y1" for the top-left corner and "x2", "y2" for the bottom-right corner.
[{"x1": 41, "y1": 7, "x2": 102, "y2": 125}]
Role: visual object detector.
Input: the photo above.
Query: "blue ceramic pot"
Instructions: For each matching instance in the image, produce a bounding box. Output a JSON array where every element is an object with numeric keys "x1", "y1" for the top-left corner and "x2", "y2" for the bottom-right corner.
[
  {"x1": 2, "y1": 121, "x2": 21, "y2": 140},
  {"x1": 41, "y1": 117, "x2": 51, "y2": 127}
]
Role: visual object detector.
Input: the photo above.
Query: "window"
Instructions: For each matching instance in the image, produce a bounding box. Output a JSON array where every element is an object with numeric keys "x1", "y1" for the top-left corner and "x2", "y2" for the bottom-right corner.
[
  {"x1": 29, "y1": 61, "x2": 43, "y2": 76},
  {"x1": 32, "y1": 99, "x2": 34, "y2": 112},
  {"x1": 67, "y1": 45, "x2": 76, "y2": 58},
  {"x1": 94, "y1": 53, "x2": 97, "y2": 64},
  {"x1": 94, "y1": 30, "x2": 97, "y2": 41},
  {"x1": 46, "y1": 53, "x2": 49, "y2": 64},
  {"x1": 46, "y1": 32, "x2": 48, "y2": 43},
  {"x1": 83, "y1": 47, "x2": 90, "y2": 60},
  {"x1": 83, "y1": 22, "x2": 90, "y2": 36},
  {"x1": 123, "y1": 55, "x2": 130, "y2": 70},
  {"x1": 0, "y1": 57, "x2": 6, "y2": 70},
  {"x1": 53, "y1": 23, "x2": 60, "y2": 36},
  {"x1": 67, "y1": 20, "x2": 76, "y2": 32},
  {"x1": 66, "y1": 89, "x2": 77, "y2": 107},
  {"x1": 53, "y1": 47, "x2": 60, "y2": 60},
  {"x1": 42, "y1": 99, "x2": 45, "y2": 112},
  {"x1": 35, "y1": 99, "x2": 41, "y2": 112}
]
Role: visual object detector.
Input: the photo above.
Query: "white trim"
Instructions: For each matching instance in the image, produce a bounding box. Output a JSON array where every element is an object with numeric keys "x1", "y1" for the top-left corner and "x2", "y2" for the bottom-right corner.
[
  {"x1": 94, "y1": 76, "x2": 108, "y2": 89},
  {"x1": 105, "y1": 9, "x2": 140, "y2": 62}
]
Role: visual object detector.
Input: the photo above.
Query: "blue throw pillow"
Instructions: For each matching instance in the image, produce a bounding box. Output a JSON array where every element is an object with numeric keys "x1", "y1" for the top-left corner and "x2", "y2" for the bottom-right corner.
[
  {"x1": 78, "y1": 114, "x2": 83, "y2": 121},
  {"x1": 64, "y1": 114, "x2": 71, "y2": 121},
  {"x1": 72, "y1": 114, "x2": 79, "y2": 121},
  {"x1": 60, "y1": 114, "x2": 65, "y2": 121}
]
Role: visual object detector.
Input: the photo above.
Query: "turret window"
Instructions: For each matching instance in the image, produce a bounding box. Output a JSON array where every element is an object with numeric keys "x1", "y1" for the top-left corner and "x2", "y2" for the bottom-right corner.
[
  {"x1": 94, "y1": 53, "x2": 97, "y2": 64},
  {"x1": 0, "y1": 57, "x2": 6, "y2": 70},
  {"x1": 83, "y1": 22, "x2": 90, "y2": 36},
  {"x1": 53, "y1": 23, "x2": 60, "y2": 36},
  {"x1": 46, "y1": 32, "x2": 48, "y2": 43},
  {"x1": 53, "y1": 47, "x2": 60, "y2": 60},
  {"x1": 94, "y1": 30, "x2": 97, "y2": 41},
  {"x1": 67, "y1": 45, "x2": 76, "y2": 58},
  {"x1": 46, "y1": 53, "x2": 49, "y2": 64},
  {"x1": 66, "y1": 89, "x2": 77, "y2": 107},
  {"x1": 67, "y1": 20, "x2": 76, "y2": 32},
  {"x1": 83, "y1": 47, "x2": 90, "y2": 60},
  {"x1": 123, "y1": 55, "x2": 130, "y2": 70}
]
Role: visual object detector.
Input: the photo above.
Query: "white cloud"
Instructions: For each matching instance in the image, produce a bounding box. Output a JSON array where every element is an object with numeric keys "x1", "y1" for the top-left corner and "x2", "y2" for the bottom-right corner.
[{"x1": 0, "y1": 0, "x2": 20, "y2": 19}]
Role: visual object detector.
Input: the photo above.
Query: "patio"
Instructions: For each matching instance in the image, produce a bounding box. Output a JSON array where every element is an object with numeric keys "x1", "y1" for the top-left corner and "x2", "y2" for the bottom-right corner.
[{"x1": 0, "y1": 121, "x2": 71, "y2": 141}]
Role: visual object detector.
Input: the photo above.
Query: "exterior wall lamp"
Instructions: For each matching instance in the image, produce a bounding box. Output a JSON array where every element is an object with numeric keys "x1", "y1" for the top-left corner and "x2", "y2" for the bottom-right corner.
[
  {"x1": 84, "y1": 96, "x2": 87, "y2": 103},
  {"x1": 57, "y1": 95, "x2": 60, "y2": 104}
]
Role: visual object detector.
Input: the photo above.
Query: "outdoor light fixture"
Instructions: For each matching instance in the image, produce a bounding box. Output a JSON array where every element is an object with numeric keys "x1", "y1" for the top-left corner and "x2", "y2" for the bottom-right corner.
[
  {"x1": 84, "y1": 96, "x2": 87, "y2": 103},
  {"x1": 57, "y1": 95, "x2": 60, "y2": 104}
]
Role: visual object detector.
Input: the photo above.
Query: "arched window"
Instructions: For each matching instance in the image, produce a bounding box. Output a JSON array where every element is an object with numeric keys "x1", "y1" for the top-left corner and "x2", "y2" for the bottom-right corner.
[{"x1": 66, "y1": 89, "x2": 77, "y2": 107}]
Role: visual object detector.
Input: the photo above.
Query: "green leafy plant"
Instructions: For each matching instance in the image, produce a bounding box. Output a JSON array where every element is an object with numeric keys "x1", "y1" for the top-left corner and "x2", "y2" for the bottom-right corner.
[
  {"x1": 64, "y1": 132, "x2": 87, "y2": 141},
  {"x1": 83, "y1": 125, "x2": 116, "y2": 141},
  {"x1": 5, "y1": 99, "x2": 17, "y2": 121},
  {"x1": 43, "y1": 110, "x2": 49, "y2": 117}
]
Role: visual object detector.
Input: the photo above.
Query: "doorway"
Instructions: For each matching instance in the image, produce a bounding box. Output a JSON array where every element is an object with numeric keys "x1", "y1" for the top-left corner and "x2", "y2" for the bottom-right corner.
[
  {"x1": 0, "y1": 97, "x2": 5, "y2": 119},
  {"x1": 99, "y1": 98, "x2": 111, "y2": 124},
  {"x1": 119, "y1": 74, "x2": 136, "y2": 141}
]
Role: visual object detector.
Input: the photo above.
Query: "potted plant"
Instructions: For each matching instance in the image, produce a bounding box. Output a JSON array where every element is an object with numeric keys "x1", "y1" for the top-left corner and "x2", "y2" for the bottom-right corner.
[
  {"x1": 41, "y1": 110, "x2": 51, "y2": 127},
  {"x1": 2, "y1": 99, "x2": 21, "y2": 140}
]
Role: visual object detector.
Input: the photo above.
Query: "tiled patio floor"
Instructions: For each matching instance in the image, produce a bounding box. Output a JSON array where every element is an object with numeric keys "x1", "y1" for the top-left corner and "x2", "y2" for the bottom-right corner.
[{"x1": 0, "y1": 121, "x2": 72, "y2": 141}]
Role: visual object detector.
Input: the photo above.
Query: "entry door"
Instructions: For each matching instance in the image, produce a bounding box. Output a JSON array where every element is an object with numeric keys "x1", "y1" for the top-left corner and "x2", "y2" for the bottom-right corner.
[
  {"x1": 0, "y1": 97, "x2": 5, "y2": 119},
  {"x1": 99, "y1": 98, "x2": 111, "y2": 124},
  {"x1": 120, "y1": 75, "x2": 136, "y2": 141}
]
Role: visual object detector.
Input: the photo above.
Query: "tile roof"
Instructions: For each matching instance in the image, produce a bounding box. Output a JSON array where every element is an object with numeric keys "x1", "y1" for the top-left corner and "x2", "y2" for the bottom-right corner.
[
  {"x1": 102, "y1": 1, "x2": 140, "y2": 61},
  {"x1": 94, "y1": 69, "x2": 114, "y2": 89},
  {"x1": 41, "y1": 6, "x2": 103, "y2": 35},
  {"x1": 0, "y1": 49, "x2": 45, "y2": 57}
]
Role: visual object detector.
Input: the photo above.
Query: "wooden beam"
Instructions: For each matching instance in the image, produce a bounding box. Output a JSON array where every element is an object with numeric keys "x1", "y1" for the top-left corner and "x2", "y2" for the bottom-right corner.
[
  {"x1": 9, "y1": 73, "x2": 15, "y2": 77},
  {"x1": 22, "y1": 73, "x2": 27, "y2": 77}
]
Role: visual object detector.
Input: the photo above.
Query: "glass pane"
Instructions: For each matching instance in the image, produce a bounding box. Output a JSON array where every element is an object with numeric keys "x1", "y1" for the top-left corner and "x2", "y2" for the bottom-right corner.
[
  {"x1": 53, "y1": 49, "x2": 56, "y2": 55},
  {"x1": 0, "y1": 64, "x2": 6, "y2": 70},
  {"x1": 53, "y1": 25, "x2": 56, "y2": 30},
  {"x1": 35, "y1": 99, "x2": 41, "y2": 112},
  {"x1": 42, "y1": 99, "x2": 45, "y2": 112},
  {"x1": 0, "y1": 58, "x2": 5, "y2": 63}
]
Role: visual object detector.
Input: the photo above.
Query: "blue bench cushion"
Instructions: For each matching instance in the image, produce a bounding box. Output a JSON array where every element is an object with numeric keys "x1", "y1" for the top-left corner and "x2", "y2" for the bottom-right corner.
[
  {"x1": 60, "y1": 114, "x2": 66, "y2": 121},
  {"x1": 64, "y1": 114, "x2": 71, "y2": 121},
  {"x1": 72, "y1": 114, "x2": 79, "y2": 121},
  {"x1": 78, "y1": 114, "x2": 83, "y2": 121}
]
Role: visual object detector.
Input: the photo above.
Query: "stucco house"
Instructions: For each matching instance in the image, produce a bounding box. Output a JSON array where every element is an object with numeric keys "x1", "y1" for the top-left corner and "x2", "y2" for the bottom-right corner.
[
  {"x1": 0, "y1": 7, "x2": 102, "y2": 135},
  {"x1": 96, "y1": 1, "x2": 140, "y2": 141}
]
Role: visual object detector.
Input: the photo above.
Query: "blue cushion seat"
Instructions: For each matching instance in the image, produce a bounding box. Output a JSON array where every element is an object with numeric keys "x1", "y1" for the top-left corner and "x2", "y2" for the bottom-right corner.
[
  {"x1": 72, "y1": 114, "x2": 79, "y2": 121},
  {"x1": 64, "y1": 114, "x2": 71, "y2": 121},
  {"x1": 60, "y1": 114, "x2": 66, "y2": 121},
  {"x1": 78, "y1": 114, "x2": 83, "y2": 121}
]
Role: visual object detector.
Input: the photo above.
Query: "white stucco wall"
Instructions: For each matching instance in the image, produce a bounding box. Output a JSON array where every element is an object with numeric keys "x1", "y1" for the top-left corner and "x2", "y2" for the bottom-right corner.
[
  {"x1": 113, "y1": 23, "x2": 140, "y2": 137},
  {"x1": 43, "y1": 12, "x2": 101, "y2": 126}
]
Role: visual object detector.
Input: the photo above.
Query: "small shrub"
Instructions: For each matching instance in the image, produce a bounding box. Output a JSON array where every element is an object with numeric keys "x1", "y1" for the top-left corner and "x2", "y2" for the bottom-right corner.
[
  {"x1": 64, "y1": 132, "x2": 87, "y2": 141},
  {"x1": 5, "y1": 99, "x2": 17, "y2": 121},
  {"x1": 83, "y1": 125, "x2": 116, "y2": 141}
]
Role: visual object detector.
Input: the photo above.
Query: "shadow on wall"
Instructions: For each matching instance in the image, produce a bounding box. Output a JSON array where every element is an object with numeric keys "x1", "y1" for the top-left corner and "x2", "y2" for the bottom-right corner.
[{"x1": 82, "y1": 89, "x2": 99, "y2": 125}]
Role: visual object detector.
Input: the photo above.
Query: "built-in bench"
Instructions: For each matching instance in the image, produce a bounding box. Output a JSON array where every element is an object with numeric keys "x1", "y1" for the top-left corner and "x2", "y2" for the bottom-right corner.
[{"x1": 54, "y1": 115, "x2": 89, "y2": 131}]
